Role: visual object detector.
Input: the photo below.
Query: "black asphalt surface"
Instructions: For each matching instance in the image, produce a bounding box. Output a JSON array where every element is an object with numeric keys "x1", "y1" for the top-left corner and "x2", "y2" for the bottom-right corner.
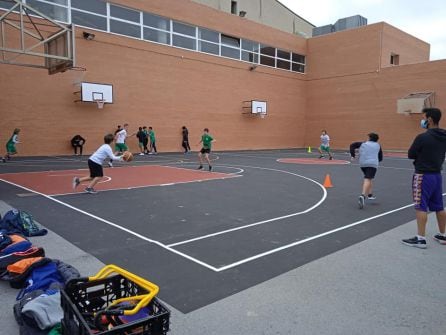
[{"x1": 0, "y1": 150, "x2": 430, "y2": 313}]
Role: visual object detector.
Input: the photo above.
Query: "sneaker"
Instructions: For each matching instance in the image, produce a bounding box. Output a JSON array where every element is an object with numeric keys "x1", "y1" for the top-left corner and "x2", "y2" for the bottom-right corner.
[
  {"x1": 358, "y1": 195, "x2": 365, "y2": 209},
  {"x1": 367, "y1": 194, "x2": 376, "y2": 200},
  {"x1": 84, "y1": 187, "x2": 97, "y2": 194},
  {"x1": 319, "y1": 155, "x2": 324, "y2": 159},
  {"x1": 209, "y1": 165, "x2": 212, "y2": 171},
  {"x1": 139, "y1": 153, "x2": 145, "y2": 156},
  {"x1": 107, "y1": 161, "x2": 113, "y2": 168},
  {"x1": 1, "y1": 157, "x2": 5, "y2": 163},
  {"x1": 72, "y1": 177, "x2": 80, "y2": 190},
  {"x1": 402, "y1": 236, "x2": 427, "y2": 249},
  {"x1": 329, "y1": 156, "x2": 333, "y2": 160},
  {"x1": 197, "y1": 165, "x2": 203, "y2": 170},
  {"x1": 433, "y1": 234, "x2": 446, "y2": 245}
]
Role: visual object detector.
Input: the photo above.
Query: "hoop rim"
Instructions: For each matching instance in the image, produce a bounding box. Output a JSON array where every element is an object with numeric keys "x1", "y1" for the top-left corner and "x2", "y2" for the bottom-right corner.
[{"x1": 94, "y1": 99, "x2": 105, "y2": 109}]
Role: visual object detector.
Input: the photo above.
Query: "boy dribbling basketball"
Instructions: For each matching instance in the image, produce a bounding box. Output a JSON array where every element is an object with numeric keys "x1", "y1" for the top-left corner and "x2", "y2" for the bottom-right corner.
[{"x1": 72, "y1": 134, "x2": 124, "y2": 194}]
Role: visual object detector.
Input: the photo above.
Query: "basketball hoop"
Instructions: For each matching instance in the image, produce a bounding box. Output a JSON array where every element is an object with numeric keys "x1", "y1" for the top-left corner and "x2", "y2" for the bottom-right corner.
[{"x1": 94, "y1": 99, "x2": 105, "y2": 109}]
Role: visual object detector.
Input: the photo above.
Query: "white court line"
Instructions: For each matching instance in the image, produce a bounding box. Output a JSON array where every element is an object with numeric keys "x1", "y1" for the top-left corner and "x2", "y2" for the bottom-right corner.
[
  {"x1": 0, "y1": 178, "x2": 221, "y2": 272},
  {"x1": 167, "y1": 165, "x2": 327, "y2": 247},
  {"x1": 215, "y1": 201, "x2": 419, "y2": 271}
]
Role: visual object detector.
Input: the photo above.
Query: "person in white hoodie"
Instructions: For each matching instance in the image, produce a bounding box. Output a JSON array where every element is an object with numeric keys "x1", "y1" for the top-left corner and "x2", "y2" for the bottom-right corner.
[
  {"x1": 72, "y1": 134, "x2": 123, "y2": 194},
  {"x1": 350, "y1": 133, "x2": 383, "y2": 209}
]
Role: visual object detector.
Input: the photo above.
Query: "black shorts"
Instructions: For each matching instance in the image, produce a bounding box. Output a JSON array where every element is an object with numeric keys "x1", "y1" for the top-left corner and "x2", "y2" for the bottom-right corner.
[
  {"x1": 200, "y1": 148, "x2": 211, "y2": 154},
  {"x1": 361, "y1": 167, "x2": 377, "y2": 179},
  {"x1": 88, "y1": 159, "x2": 103, "y2": 178}
]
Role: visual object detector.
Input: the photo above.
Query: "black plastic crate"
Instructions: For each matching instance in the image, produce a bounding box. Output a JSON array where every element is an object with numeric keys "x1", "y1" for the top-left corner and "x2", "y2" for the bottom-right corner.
[{"x1": 61, "y1": 274, "x2": 170, "y2": 335}]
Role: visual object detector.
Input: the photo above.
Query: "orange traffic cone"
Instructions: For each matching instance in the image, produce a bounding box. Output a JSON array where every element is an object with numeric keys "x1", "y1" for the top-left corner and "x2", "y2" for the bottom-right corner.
[{"x1": 323, "y1": 174, "x2": 333, "y2": 188}]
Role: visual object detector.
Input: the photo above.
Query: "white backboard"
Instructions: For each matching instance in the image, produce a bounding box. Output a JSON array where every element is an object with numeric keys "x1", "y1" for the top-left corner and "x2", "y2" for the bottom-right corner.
[
  {"x1": 81, "y1": 82, "x2": 113, "y2": 103},
  {"x1": 252, "y1": 100, "x2": 267, "y2": 114}
]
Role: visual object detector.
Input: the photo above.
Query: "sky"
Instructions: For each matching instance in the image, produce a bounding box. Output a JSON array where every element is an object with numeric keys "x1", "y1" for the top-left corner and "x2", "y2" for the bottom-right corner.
[{"x1": 278, "y1": 0, "x2": 446, "y2": 61}]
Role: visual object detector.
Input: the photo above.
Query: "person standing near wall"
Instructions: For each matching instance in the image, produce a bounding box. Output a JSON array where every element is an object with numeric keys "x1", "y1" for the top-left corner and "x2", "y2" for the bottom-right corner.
[
  {"x1": 350, "y1": 133, "x2": 383, "y2": 209},
  {"x1": 2, "y1": 128, "x2": 21, "y2": 162},
  {"x1": 182, "y1": 126, "x2": 191, "y2": 153},
  {"x1": 142, "y1": 126, "x2": 149, "y2": 154},
  {"x1": 136, "y1": 127, "x2": 146, "y2": 156},
  {"x1": 402, "y1": 108, "x2": 446, "y2": 248},
  {"x1": 148, "y1": 127, "x2": 157, "y2": 154}
]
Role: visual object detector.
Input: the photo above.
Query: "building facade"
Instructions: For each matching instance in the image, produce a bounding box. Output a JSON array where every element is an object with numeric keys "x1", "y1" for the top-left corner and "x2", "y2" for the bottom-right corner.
[
  {"x1": 0, "y1": 0, "x2": 445, "y2": 156},
  {"x1": 190, "y1": 0, "x2": 314, "y2": 37}
]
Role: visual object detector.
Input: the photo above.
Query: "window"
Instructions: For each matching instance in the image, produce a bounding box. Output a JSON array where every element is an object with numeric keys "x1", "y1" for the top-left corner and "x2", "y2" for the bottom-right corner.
[
  {"x1": 277, "y1": 49, "x2": 290, "y2": 60},
  {"x1": 143, "y1": 12, "x2": 169, "y2": 31},
  {"x1": 260, "y1": 44, "x2": 275, "y2": 57},
  {"x1": 71, "y1": 10, "x2": 107, "y2": 30},
  {"x1": 231, "y1": 1, "x2": 237, "y2": 15},
  {"x1": 260, "y1": 55, "x2": 275, "y2": 67},
  {"x1": 42, "y1": 0, "x2": 68, "y2": 5},
  {"x1": 292, "y1": 63, "x2": 305, "y2": 73},
  {"x1": 173, "y1": 21, "x2": 196, "y2": 37},
  {"x1": 277, "y1": 59, "x2": 290, "y2": 70},
  {"x1": 110, "y1": 19, "x2": 141, "y2": 39},
  {"x1": 26, "y1": 0, "x2": 68, "y2": 22},
  {"x1": 242, "y1": 51, "x2": 258, "y2": 63},
  {"x1": 198, "y1": 28, "x2": 219, "y2": 43},
  {"x1": 199, "y1": 41, "x2": 219, "y2": 55},
  {"x1": 71, "y1": 0, "x2": 106, "y2": 15},
  {"x1": 241, "y1": 39, "x2": 259, "y2": 52},
  {"x1": 172, "y1": 34, "x2": 196, "y2": 50},
  {"x1": 292, "y1": 53, "x2": 305, "y2": 64},
  {"x1": 221, "y1": 34, "x2": 240, "y2": 48},
  {"x1": 143, "y1": 27, "x2": 170, "y2": 45},
  {"x1": 110, "y1": 4, "x2": 140, "y2": 23},
  {"x1": 221, "y1": 46, "x2": 240, "y2": 59},
  {"x1": 0, "y1": 0, "x2": 15, "y2": 9},
  {"x1": 390, "y1": 53, "x2": 399, "y2": 65}
]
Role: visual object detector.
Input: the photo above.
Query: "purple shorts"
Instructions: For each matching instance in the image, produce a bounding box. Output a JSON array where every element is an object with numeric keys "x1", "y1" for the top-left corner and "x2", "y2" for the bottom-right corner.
[{"x1": 412, "y1": 173, "x2": 444, "y2": 212}]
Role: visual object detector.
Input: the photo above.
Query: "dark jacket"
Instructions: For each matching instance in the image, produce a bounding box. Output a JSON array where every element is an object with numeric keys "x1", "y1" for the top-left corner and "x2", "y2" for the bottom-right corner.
[
  {"x1": 408, "y1": 128, "x2": 446, "y2": 173},
  {"x1": 71, "y1": 135, "x2": 85, "y2": 146}
]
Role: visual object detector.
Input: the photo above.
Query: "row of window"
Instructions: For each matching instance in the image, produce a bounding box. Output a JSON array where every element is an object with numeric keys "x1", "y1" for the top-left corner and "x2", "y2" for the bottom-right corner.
[{"x1": 0, "y1": 0, "x2": 306, "y2": 73}]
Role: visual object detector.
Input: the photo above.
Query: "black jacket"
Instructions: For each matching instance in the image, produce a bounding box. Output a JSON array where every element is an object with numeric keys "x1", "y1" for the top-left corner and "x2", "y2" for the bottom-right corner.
[{"x1": 408, "y1": 128, "x2": 446, "y2": 173}]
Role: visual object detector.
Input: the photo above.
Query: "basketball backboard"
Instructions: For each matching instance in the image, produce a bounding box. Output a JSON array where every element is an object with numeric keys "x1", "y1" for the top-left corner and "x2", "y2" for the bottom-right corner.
[
  {"x1": 0, "y1": 0, "x2": 75, "y2": 74},
  {"x1": 397, "y1": 92, "x2": 435, "y2": 115},
  {"x1": 80, "y1": 82, "x2": 113, "y2": 104}
]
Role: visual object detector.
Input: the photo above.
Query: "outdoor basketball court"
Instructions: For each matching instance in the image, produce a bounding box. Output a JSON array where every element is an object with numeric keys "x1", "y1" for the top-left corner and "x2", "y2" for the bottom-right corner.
[{"x1": 0, "y1": 149, "x2": 426, "y2": 313}]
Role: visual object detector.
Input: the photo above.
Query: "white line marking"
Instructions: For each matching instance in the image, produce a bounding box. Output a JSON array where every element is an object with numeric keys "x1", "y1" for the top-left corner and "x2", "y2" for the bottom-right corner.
[
  {"x1": 167, "y1": 165, "x2": 327, "y2": 247},
  {"x1": 0, "y1": 178, "x2": 220, "y2": 272}
]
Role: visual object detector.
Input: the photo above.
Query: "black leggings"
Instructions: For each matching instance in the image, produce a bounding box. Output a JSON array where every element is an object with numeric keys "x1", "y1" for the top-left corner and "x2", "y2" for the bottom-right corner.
[
  {"x1": 182, "y1": 140, "x2": 191, "y2": 152},
  {"x1": 73, "y1": 145, "x2": 83, "y2": 155}
]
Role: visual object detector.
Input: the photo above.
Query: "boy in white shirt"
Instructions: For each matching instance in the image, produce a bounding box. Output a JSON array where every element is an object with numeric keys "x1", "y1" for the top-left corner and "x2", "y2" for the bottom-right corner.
[
  {"x1": 72, "y1": 134, "x2": 123, "y2": 194},
  {"x1": 318, "y1": 130, "x2": 333, "y2": 160}
]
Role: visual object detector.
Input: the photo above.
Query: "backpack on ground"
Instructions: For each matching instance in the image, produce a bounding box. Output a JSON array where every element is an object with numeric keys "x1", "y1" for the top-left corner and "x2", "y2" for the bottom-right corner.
[
  {"x1": 0, "y1": 234, "x2": 32, "y2": 256},
  {"x1": 0, "y1": 209, "x2": 48, "y2": 237},
  {"x1": 0, "y1": 246, "x2": 45, "y2": 271}
]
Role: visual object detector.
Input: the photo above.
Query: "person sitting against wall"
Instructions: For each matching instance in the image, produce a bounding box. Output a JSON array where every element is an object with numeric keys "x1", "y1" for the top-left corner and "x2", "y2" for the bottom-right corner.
[{"x1": 71, "y1": 135, "x2": 86, "y2": 156}]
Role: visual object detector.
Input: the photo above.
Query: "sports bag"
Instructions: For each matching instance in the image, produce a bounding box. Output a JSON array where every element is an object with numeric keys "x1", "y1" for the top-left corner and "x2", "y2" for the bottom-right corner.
[{"x1": 0, "y1": 209, "x2": 48, "y2": 237}]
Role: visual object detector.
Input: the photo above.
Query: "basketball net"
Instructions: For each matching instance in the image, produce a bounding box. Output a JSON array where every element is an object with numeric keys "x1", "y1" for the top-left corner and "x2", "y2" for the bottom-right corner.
[{"x1": 94, "y1": 99, "x2": 105, "y2": 109}]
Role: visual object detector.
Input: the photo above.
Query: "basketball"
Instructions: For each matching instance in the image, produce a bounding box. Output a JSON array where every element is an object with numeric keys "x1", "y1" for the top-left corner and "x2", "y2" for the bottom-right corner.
[{"x1": 122, "y1": 151, "x2": 133, "y2": 162}]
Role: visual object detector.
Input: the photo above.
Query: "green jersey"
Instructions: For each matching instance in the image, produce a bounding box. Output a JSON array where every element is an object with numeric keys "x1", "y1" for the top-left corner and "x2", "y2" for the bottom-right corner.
[
  {"x1": 149, "y1": 130, "x2": 155, "y2": 141},
  {"x1": 201, "y1": 134, "x2": 213, "y2": 149}
]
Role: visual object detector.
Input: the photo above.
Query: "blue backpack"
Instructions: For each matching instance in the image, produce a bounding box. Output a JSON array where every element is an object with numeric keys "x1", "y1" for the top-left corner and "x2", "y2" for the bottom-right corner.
[
  {"x1": 16, "y1": 261, "x2": 64, "y2": 300},
  {"x1": 0, "y1": 209, "x2": 47, "y2": 237}
]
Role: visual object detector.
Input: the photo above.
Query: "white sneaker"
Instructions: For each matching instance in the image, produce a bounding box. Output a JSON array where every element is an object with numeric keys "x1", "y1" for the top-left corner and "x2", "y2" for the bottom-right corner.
[{"x1": 139, "y1": 153, "x2": 144, "y2": 156}]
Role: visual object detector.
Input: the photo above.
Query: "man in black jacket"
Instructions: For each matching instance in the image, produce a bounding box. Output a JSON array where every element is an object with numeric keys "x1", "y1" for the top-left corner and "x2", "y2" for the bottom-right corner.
[
  {"x1": 402, "y1": 108, "x2": 446, "y2": 248},
  {"x1": 71, "y1": 135, "x2": 85, "y2": 156}
]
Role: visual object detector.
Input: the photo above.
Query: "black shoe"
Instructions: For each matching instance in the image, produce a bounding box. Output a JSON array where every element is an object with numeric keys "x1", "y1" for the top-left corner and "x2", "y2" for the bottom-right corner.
[
  {"x1": 84, "y1": 187, "x2": 97, "y2": 194},
  {"x1": 402, "y1": 236, "x2": 427, "y2": 249},
  {"x1": 198, "y1": 165, "x2": 203, "y2": 170},
  {"x1": 329, "y1": 156, "x2": 333, "y2": 160},
  {"x1": 209, "y1": 165, "x2": 212, "y2": 171},
  {"x1": 358, "y1": 195, "x2": 365, "y2": 209},
  {"x1": 433, "y1": 234, "x2": 446, "y2": 245},
  {"x1": 319, "y1": 155, "x2": 324, "y2": 159},
  {"x1": 1, "y1": 157, "x2": 5, "y2": 163}
]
